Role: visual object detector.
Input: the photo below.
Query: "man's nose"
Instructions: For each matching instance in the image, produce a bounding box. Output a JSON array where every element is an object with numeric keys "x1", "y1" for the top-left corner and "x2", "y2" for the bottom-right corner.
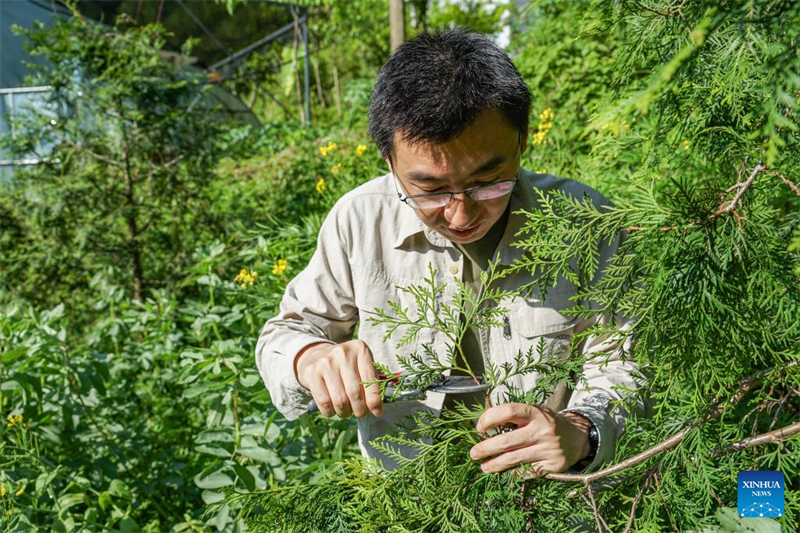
[{"x1": 443, "y1": 193, "x2": 476, "y2": 227}]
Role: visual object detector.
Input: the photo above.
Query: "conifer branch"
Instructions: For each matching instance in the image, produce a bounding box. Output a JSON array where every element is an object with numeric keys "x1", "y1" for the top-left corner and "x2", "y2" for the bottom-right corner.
[
  {"x1": 547, "y1": 361, "x2": 798, "y2": 484},
  {"x1": 623, "y1": 161, "x2": 800, "y2": 233}
]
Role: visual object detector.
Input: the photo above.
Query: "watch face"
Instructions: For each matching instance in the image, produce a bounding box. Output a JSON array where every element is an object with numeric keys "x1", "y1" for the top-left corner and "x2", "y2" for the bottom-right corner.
[{"x1": 587, "y1": 425, "x2": 599, "y2": 456}]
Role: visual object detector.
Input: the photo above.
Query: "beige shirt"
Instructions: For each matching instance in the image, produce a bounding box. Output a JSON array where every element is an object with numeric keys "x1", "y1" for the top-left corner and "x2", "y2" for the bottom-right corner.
[{"x1": 256, "y1": 168, "x2": 645, "y2": 471}]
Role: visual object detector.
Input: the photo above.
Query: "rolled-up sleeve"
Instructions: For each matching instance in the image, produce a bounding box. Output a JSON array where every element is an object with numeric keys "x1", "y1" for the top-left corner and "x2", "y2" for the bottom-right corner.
[
  {"x1": 561, "y1": 313, "x2": 645, "y2": 471},
  {"x1": 560, "y1": 228, "x2": 647, "y2": 472},
  {"x1": 255, "y1": 201, "x2": 359, "y2": 420}
]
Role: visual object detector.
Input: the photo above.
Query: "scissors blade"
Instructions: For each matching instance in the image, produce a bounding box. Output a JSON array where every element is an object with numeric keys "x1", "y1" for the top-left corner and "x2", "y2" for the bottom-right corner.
[{"x1": 426, "y1": 375, "x2": 488, "y2": 394}]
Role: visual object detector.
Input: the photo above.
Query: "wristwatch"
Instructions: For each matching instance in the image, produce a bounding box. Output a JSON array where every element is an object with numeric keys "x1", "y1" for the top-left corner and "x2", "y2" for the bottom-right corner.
[{"x1": 573, "y1": 422, "x2": 599, "y2": 472}]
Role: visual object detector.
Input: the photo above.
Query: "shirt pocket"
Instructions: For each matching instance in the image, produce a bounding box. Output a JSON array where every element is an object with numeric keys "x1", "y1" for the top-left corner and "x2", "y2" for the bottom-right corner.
[
  {"x1": 502, "y1": 286, "x2": 579, "y2": 364},
  {"x1": 354, "y1": 273, "x2": 425, "y2": 373}
]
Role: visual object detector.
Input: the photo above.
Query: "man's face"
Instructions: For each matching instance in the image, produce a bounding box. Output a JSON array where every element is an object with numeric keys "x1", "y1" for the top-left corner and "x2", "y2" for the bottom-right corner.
[{"x1": 388, "y1": 109, "x2": 527, "y2": 244}]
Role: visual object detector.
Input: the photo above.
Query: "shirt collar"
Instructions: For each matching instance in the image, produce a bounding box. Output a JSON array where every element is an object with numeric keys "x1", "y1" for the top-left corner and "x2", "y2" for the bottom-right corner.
[{"x1": 497, "y1": 169, "x2": 536, "y2": 266}]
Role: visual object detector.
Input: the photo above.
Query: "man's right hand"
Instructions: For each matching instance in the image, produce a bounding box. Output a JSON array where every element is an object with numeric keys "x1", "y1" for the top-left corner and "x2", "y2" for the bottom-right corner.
[{"x1": 294, "y1": 340, "x2": 384, "y2": 418}]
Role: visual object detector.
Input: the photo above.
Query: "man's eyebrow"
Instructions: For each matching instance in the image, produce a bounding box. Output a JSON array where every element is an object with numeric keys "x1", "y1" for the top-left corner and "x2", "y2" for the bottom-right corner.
[
  {"x1": 406, "y1": 171, "x2": 446, "y2": 183},
  {"x1": 406, "y1": 155, "x2": 508, "y2": 183},
  {"x1": 469, "y1": 155, "x2": 507, "y2": 176}
]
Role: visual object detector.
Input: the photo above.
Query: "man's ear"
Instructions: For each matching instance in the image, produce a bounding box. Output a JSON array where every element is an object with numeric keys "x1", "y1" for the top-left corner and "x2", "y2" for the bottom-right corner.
[{"x1": 520, "y1": 128, "x2": 529, "y2": 156}]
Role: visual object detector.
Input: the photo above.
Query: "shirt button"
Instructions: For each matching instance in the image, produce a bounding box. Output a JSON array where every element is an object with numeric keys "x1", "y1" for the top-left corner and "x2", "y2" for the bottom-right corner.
[{"x1": 449, "y1": 265, "x2": 459, "y2": 275}]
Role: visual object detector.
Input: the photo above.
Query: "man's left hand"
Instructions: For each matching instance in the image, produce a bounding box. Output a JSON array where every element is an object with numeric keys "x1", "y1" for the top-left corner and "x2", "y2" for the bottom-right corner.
[{"x1": 468, "y1": 403, "x2": 592, "y2": 478}]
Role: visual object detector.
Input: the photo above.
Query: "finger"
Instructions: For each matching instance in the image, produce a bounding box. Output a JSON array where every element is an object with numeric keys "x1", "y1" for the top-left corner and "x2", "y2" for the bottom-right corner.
[
  {"x1": 478, "y1": 444, "x2": 540, "y2": 474},
  {"x1": 323, "y1": 372, "x2": 353, "y2": 418},
  {"x1": 476, "y1": 403, "x2": 546, "y2": 433},
  {"x1": 308, "y1": 375, "x2": 335, "y2": 418},
  {"x1": 340, "y1": 356, "x2": 369, "y2": 418},
  {"x1": 357, "y1": 348, "x2": 383, "y2": 416},
  {"x1": 469, "y1": 426, "x2": 536, "y2": 460}
]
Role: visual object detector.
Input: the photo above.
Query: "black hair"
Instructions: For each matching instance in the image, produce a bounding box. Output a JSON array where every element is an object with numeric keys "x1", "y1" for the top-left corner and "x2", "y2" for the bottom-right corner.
[{"x1": 368, "y1": 28, "x2": 531, "y2": 159}]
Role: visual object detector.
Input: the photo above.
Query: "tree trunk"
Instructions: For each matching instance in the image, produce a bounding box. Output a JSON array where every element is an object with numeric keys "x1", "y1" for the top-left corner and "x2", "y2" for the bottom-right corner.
[
  {"x1": 117, "y1": 106, "x2": 145, "y2": 302},
  {"x1": 390, "y1": 0, "x2": 406, "y2": 54}
]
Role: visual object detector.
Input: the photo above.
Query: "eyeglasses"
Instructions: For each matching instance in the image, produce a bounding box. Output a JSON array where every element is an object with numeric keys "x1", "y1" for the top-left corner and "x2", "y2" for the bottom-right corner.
[
  {"x1": 392, "y1": 174, "x2": 518, "y2": 210},
  {"x1": 390, "y1": 134, "x2": 522, "y2": 210}
]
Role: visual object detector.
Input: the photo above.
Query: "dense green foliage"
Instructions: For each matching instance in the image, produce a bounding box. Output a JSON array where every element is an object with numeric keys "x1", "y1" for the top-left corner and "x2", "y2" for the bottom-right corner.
[
  {"x1": 1, "y1": 0, "x2": 798, "y2": 531},
  {"x1": 0, "y1": 7, "x2": 389, "y2": 530},
  {"x1": 219, "y1": 1, "x2": 800, "y2": 531}
]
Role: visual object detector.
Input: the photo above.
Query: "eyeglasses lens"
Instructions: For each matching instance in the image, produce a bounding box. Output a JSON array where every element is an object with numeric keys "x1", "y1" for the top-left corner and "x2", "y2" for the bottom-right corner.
[
  {"x1": 471, "y1": 181, "x2": 515, "y2": 200},
  {"x1": 408, "y1": 181, "x2": 515, "y2": 209}
]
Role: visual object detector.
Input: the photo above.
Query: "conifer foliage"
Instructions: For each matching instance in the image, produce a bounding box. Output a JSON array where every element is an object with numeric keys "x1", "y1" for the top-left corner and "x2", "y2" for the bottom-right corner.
[{"x1": 220, "y1": 1, "x2": 799, "y2": 531}]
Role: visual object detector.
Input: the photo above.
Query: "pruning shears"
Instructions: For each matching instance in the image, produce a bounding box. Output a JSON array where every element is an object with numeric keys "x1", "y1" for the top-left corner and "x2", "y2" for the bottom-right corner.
[{"x1": 307, "y1": 374, "x2": 489, "y2": 413}]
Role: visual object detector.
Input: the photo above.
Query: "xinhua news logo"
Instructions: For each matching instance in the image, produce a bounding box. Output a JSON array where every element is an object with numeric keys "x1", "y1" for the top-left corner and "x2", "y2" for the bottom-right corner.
[{"x1": 738, "y1": 470, "x2": 784, "y2": 518}]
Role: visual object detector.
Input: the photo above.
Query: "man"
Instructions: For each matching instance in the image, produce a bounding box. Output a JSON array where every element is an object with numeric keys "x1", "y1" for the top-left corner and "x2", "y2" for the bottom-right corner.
[{"x1": 257, "y1": 29, "x2": 644, "y2": 475}]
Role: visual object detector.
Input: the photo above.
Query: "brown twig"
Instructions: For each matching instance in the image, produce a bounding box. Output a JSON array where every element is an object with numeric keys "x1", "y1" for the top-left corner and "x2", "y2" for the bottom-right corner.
[
  {"x1": 136, "y1": 153, "x2": 186, "y2": 184},
  {"x1": 710, "y1": 421, "x2": 800, "y2": 457},
  {"x1": 621, "y1": 467, "x2": 656, "y2": 533},
  {"x1": 714, "y1": 162, "x2": 764, "y2": 216},
  {"x1": 550, "y1": 424, "x2": 692, "y2": 483},
  {"x1": 765, "y1": 169, "x2": 800, "y2": 199},
  {"x1": 583, "y1": 484, "x2": 612, "y2": 533}
]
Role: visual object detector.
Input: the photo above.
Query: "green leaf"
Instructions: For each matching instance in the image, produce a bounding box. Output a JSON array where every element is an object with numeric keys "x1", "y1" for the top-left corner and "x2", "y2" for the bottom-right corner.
[
  {"x1": 194, "y1": 471, "x2": 234, "y2": 489},
  {"x1": 98, "y1": 492, "x2": 112, "y2": 511},
  {"x1": 1, "y1": 346, "x2": 27, "y2": 364},
  {"x1": 108, "y1": 479, "x2": 132, "y2": 500},
  {"x1": 119, "y1": 516, "x2": 140, "y2": 532},
  {"x1": 690, "y1": 507, "x2": 782, "y2": 533},
  {"x1": 57, "y1": 492, "x2": 85, "y2": 514},
  {"x1": 35, "y1": 468, "x2": 60, "y2": 492},
  {"x1": 196, "y1": 429, "x2": 235, "y2": 444},
  {"x1": 233, "y1": 464, "x2": 256, "y2": 491},
  {"x1": 201, "y1": 490, "x2": 225, "y2": 505},
  {"x1": 238, "y1": 446, "x2": 280, "y2": 464},
  {"x1": 197, "y1": 444, "x2": 234, "y2": 458}
]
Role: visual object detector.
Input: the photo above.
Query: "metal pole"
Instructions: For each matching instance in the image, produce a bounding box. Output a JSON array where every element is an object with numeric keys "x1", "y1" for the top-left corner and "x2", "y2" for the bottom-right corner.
[
  {"x1": 303, "y1": 10, "x2": 311, "y2": 128},
  {"x1": 207, "y1": 21, "x2": 295, "y2": 72}
]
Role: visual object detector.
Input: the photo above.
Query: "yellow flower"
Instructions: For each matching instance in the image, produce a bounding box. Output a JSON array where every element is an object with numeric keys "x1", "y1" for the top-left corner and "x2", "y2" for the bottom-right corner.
[
  {"x1": 355, "y1": 144, "x2": 367, "y2": 157},
  {"x1": 532, "y1": 110, "x2": 555, "y2": 146},
  {"x1": 532, "y1": 129, "x2": 548, "y2": 146},
  {"x1": 234, "y1": 268, "x2": 258, "y2": 288},
  {"x1": 271, "y1": 259, "x2": 287, "y2": 276},
  {"x1": 683, "y1": 139, "x2": 690, "y2": 150},
  {"x1": 1, "y1": 485, "x2": 6, "y2": 497},
  {"x1": 315, "y1": 178, "x2": 326, "y2": 194},
  {"x1": 6, "y1": 415, "x2": 14, "y2": 428},
  {"x1": 330, "y1": 163, "x2": 342, "y2": 176},
  {"x1": 319, "y1": 141, "x2": 337, "y2": 157},
  {"x1": 536, "y1": 169, "x2": 548, "y2": 174},
  {"x1": 15, "y1": 487, "x2": 23, "y2": 497},
  {"x1": 15, "y1": 414, "x2": 22, "y2": 425}
]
